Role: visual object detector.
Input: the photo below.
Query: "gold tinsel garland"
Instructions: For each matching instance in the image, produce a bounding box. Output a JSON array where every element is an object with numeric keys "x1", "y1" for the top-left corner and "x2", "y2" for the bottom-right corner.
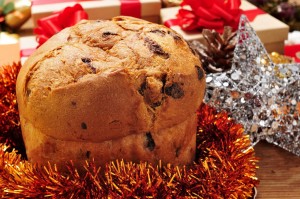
[
  {"x1": 0, "y1": 63, "x2": 258, "y2": 198},
  {"x1": 0, "y1": 62, "x2": 26, "y2": 157}
]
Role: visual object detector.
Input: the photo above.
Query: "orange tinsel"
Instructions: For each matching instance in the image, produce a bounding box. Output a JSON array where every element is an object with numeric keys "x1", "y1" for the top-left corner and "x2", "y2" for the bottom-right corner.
[
  {"x1": 0, "y1": 62, "x2": 258, "y2": 198},
  {"x1": 0, "y1": 62, "x2": 26, "y2": 157}
]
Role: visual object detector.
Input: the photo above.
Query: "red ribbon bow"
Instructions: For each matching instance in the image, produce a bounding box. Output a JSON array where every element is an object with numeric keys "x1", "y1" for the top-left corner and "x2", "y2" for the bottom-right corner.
[
  {"x1": 175, "y1": 0, "x2": 242, "y2": 32},
  {"x1": 34, "y1": 3, "x2": 88, "y2": 47}
]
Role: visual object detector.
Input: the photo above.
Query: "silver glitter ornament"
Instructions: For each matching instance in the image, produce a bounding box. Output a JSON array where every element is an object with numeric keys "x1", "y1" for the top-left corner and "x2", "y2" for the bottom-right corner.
[{"x1": 205, "y1": 15, "x2": 300, "y2": 156}]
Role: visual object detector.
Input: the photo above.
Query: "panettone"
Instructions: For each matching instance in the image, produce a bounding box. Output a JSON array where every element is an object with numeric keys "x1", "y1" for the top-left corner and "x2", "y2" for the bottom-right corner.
[{"x1": 16, "y1": 16, "x2": 206, "y2": 168}]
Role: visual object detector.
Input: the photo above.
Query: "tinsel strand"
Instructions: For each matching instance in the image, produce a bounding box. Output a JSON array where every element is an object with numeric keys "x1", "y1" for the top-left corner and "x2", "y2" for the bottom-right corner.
[{"x1": 0, "y1": 62, "x2": 26, "y2": 157}]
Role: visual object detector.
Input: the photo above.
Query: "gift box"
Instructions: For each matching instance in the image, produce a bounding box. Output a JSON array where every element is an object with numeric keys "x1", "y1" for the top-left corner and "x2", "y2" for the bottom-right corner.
[
  {"x1": 31, "y1": 0, "x2": 161, "y2": 26},
  {"x1": 19, "y1": 32, "x2": 38, "y2": 64},
  {"x1": 0, "y1": 32, "x2": 20, "y2": 66},
  {"x1": 161, "y1": 0, "x2": 289, "y2": 54}
]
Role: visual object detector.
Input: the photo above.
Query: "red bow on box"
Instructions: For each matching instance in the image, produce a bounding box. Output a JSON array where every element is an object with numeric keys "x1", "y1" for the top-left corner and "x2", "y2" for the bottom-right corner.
[
  {"x1": 34, "y1": 4, "x2": 88, "y2": 47},
  {"x1": 176, "y1": 0, "x2": 242, "y2": 32}
]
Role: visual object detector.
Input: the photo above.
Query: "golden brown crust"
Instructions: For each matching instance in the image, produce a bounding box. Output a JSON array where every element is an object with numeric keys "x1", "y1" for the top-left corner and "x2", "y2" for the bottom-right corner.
[
  {"x1": 16, "y1": 16, "x2": 206, "y2": 166},
  {"x1": 22, "y1": 114, "x2": 197, "y2": 168}
]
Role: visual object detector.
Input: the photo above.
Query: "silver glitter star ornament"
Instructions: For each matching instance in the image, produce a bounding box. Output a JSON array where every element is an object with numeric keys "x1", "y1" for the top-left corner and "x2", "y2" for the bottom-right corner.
[{"x1": 205, "y1": 15, "x2": 300, "y2": 155}]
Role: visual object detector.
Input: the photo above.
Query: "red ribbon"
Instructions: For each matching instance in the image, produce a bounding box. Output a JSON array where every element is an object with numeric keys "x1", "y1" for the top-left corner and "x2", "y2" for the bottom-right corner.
[
  {"x1": 178, "y1": 0, "x2": 242, "y2": 32},
  {"x1": 164, "y1": 0, "x2": 265, "y2": 33},
  {"x1": 120, "y1": 0, "x2": 141, "y2": 18},
  {"x1": 284, "y1": 44, "x2": 300, "y2": 62},
  {"x1": 242, "y1": 9, "x2": 265, "y2": 21},
  {"x1": 32, "y1": 0, "x2": 142, "y2": 46},
  {"x1": 34, "y1": 3, "x2": 88, "y2": 47}
]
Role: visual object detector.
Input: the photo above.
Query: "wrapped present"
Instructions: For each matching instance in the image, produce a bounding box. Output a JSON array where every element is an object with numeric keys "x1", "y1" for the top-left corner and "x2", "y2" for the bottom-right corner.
[
  {"x1": 31, "y1": 0, "x2": 161, "y2": 25},
  {"x1": 19, "y1": 3, "x2": 88, "y2": 64},
  {"x1": 284, "y1": 31, "x2": 300, "y2": 62},
  {"x1": 0, "y1": 32, "x2": 20, "y2": 66},
  {"x1": 19, "y1": 34, "x2": 38, "y2": 64},
  {"x1": 161, "y1": 0, "x2": 289, "y2": 53}
]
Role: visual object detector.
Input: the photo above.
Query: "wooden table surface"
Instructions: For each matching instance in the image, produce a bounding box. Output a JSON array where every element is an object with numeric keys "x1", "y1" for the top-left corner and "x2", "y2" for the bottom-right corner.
[{"x1": 255, "y1": 141, "x2": 300, "y2": 199}]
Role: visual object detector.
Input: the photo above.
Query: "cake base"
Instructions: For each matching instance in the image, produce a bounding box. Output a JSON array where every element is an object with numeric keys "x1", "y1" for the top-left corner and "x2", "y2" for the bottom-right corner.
[{"x1": 21, "y1": 114, "x2": 197, "y2": 169}]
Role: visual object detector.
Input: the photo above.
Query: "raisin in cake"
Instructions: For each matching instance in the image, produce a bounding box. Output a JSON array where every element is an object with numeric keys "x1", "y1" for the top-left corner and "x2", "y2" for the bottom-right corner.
[{"x1": 16, "y1": 16, "x2": 206, "y2": 168}]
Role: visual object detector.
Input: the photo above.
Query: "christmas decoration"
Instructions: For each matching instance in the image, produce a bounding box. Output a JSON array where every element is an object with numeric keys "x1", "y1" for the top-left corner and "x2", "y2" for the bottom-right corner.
[
  {"x1": 162, "y1": 0, "x2": 285, "y2": 54},
  {"x1": 0, "y1": 11, "x2": 258, "y2": 197},
  {"x1": 0, "y1": 103, "x2": 258, "y2": 198},
  {"x1": 34, "y1": 3, "x2": 88, "y2": 47},
  {"x1": 190, "y1": 34, "x2": 293, "y2": 75},
  {"x1": 189, "y1": 26, "x2": 237, "y2": 73},
  {"x1": 249, "y1": 0, "x2": 300, "y2": 31},
  {"x1": 175, "y1": 0, "x2": 243, "y2": 32},
  {"x1": 285, "y1": 31, "x2": 300, "y2": 62},
  {"x1": 205, "y1": 15, "x2": 300, "y2": 156},
  {"x1": 269, "y1": 51, "x2": 294, "y2": 64},
  {"x1": 0, "y1": 0, "x2": 31, "y2": 32},
  {"x1": 0, "y1": 62, "x2": 26, "y2": 157}
]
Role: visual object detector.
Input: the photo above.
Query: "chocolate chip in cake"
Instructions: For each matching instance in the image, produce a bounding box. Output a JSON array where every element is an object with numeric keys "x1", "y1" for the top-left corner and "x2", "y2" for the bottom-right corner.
[
  {"x1": 168, "y1": 30, "x2": 182, "y2": 41},
  {"x1": 81, "y1": 57, "x2": 91, "y2": 63},
  {"x1": 86, "y1": 151, "x2": 91, "y2": 158},
  {"x1": 138, "y1": 82, "x2": 146, "y2": 96},
  {"x1": 165, "y1": 83, "x2": 184, "y2": 99},
  {"x1": 87, "y1": 63, "x2": 97, "y2": 74},
  {"x1": 195, "y1": 65, "x2": 204, "y2": 80},
  {"x1": 151, "y1": 101, "x2": 162, "y2": 109},
  {"x1": 144, "y1": 37, "x2": 169, "y2": 59},
  {"x1": 150, "y1": 29, "x2": 166, "y2": 36},
  {"x1": 161, "y1": 74, "x2": 167, "y2": 91},
  {"x1": 81, "y1": 58, "x2": 96, "y2": 74},
  {"x1": 71, "y1": 101, "x2": 77, "y2": 107},
  {"x1": 81, "y1": 122, "x2": 87, "y2": 130},
  {"x1": 145, "y1": 132, "x2": 155, "y2": 151},
  {"x1": 102, "y1": 31, "x2": 118, "y2": 37}
]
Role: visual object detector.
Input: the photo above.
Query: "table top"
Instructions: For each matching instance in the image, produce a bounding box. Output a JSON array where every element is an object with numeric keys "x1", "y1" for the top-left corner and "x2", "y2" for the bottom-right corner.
[{"x1": 255, "y1": 141, "x2": 300, "y2": 199}]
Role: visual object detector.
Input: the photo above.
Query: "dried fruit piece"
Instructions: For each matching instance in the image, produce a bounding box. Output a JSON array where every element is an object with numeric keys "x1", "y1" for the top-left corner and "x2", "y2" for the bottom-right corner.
[
  {"x1": 149, "y1": 29, "x2": 166, "y2": 36},
  {"x1": 165, "y1": 83, "x2": 184, "y2": 99},
  {"x1": 144, "y1": 37, "x2": 169, "y2": 59},
  {"x1": 195, "y1": 65, "x2": 204, "y2": 80},
  {"x1": 145, "y1": 132, "x2": 155, "y2": 151}
]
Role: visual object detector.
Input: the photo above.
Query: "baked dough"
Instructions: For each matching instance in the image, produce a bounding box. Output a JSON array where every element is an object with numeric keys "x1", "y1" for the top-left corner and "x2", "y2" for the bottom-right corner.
[{"x1": 16, "y1": 16, "x2": 206, "y2": 168}]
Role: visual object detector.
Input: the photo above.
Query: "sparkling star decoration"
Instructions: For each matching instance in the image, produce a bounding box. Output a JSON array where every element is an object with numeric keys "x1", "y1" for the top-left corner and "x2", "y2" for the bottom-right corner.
[{"x1": 205, "y1": 15, "x2": 300, "y2": 156}]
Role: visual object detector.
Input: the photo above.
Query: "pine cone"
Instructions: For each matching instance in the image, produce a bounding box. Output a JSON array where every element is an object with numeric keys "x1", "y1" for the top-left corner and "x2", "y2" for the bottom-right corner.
[{"x1": 190, "y1": 26, "x2": 237, "y2": 73}]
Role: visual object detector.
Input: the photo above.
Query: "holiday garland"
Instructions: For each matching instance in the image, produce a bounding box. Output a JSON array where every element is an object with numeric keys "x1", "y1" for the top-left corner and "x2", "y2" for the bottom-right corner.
[
  {"x1": 0, "y1": 62, "x2": 26, "y2": 157},
  {"x1": 0, "y1": 62, "x2": 258, "y2": 198}
]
